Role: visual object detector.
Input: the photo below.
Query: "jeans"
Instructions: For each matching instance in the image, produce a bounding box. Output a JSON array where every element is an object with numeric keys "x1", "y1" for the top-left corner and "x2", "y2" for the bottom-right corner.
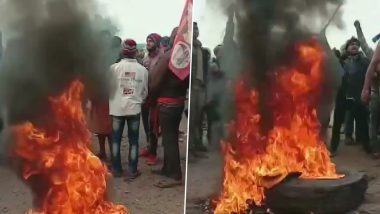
[
  {"x1": 111, "y1": 114, "x2": 140, "y2": 173},
  {"x1": 370, "y1": 92, "x2": 380, "y2": 153},
  {"x1": 159, "y1": 104, "x2": 184, "y2": 180},
  {"x1": 141, "y1": 105, "x2": 158, "y2": 155}
]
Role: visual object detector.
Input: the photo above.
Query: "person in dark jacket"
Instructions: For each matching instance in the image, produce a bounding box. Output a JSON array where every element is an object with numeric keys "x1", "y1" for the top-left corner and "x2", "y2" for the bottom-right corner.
[
  {"x1": 189, "y1": 22, "x2": 210, "y2": 158},
  {"x1": 330, "y1": 37, "x2": 371, "y2": 156}
]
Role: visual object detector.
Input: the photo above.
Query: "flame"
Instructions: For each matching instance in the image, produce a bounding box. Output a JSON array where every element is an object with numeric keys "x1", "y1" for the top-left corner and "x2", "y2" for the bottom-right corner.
[
  {"x1": 215, "y1": 40, "x2": 343, "y2": 213},
  {"x1": 12, "y1": 80, "x2": 128, "y2": 214}
]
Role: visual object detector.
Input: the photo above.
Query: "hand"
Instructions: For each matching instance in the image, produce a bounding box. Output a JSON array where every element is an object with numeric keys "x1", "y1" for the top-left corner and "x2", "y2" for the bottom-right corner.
[
  {"x1": 354, "y1": 20, "x2": 361, "y2": 29},
  {"x1": 361, "y1": 89, "x2": 370, "y2": 103}
]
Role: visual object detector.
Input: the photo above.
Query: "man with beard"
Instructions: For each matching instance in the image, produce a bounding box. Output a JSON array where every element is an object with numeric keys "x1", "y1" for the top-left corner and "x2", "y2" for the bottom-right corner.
[
  {"x1": 189, "y1": 22, "x2": 210, "y2": 159},
  {"x1": 149, "y1": 27, "x2": 189, "y2": 188},
  {"x1": 330, "y1": 37, "x2": 371, "y2": 156},
  {"x1": 140, "y1": 33, "x2": 162, "y2": 166}
]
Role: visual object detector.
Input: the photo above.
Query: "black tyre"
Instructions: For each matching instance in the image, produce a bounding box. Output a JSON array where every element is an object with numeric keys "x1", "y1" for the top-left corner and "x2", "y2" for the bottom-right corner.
[{"x1": 266, "y1": 171, "x2": 368, "y2": 214}]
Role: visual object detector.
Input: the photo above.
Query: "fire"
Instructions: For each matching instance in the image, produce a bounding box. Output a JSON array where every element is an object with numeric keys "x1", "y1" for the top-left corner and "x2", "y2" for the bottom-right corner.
[
  {"x1": 12, "y1": 80, "x2": 128, "y2": 214},
  {"x1": 214, "y1": 40, "x2": 343, "y2": 213}
]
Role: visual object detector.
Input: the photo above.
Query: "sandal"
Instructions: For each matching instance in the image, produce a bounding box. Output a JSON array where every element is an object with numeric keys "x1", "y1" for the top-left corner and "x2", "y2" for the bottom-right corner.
[
  {"x1": 154, "y1": 179, "x2": 182, "y2": 188},
  {"x1": 151, "y1": 169, "x2": 167, "y2": 176}
]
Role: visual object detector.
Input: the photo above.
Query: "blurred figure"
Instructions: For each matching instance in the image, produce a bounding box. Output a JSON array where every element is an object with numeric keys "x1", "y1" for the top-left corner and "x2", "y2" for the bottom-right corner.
[
  {"x1": 205, "y1": 44, "x2": 226, "y2": 148},
  {"x1": 88, "y1": 32, "x2": 121, "y2": 161},
  {"x1": 160, "y1": 36, "x2": 170, "y2": 53},
  {"x1": 111, "y1": 36, "x2": 122, "y2": 63},
  {"x1": 362, "y1": 37, "x2": 380, "y2": 158},
  {"x1": 140, "y1": 33, "x2": 162, "y2": 165},
  {"x1": 149, "y1": 27, "x2": 189, "y2": 188},
  {"x1": 189, "y1": 22, "x2": 210, "y2": 158},
  {"x1": 109, "y1": 39, "x2": 148, "y2": 180}
]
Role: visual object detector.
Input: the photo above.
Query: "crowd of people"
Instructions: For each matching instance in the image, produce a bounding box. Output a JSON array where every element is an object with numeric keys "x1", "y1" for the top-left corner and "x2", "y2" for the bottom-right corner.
[
  {"x1": 189, "y1": 10, "x2": 380, "y2": 162},
  {"x1": 329, "y1": 21, "x2": 380, "y2": 158},
  {"x1": 87, "y1": 27, "x2": 189, "y2": 188}
]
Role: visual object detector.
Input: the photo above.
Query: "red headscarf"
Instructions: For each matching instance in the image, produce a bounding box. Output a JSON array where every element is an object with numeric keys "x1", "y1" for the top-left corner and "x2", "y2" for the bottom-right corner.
[
  {"x1": 122, "y1": 39, "x2": 137, "y2": 56},
  {"x1": 147, "y1": 33, "x2": 162, "y2": 48}
]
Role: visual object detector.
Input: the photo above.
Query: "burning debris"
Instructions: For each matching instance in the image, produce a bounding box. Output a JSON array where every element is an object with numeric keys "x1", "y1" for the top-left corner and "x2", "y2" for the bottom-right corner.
[
  {"x1": 214, "y1": 40, "x2": 344, "y2": 213},
  {"x1": 14, "y1": 81, "x2": 128, "y2": 213},
  {"x1": 209, "y1": 1, "x2": 354, "y2": 213},
  {"x1": 0, "y1": 0, "x2": 127, "y2": 213}
]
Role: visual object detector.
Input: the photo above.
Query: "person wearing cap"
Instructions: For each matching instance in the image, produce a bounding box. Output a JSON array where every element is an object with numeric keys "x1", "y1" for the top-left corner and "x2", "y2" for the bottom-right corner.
[
  {"x1": 149, "y1": 27, "x2": 189, "y2": 188},
  {"x1": 109, "y1": 39, "x2": 149, "y2": 180},
  {"x1": 330, "y1": 37, "x2": 371, "y2": 156},
  {"x1": 139, "y1": 33, "x2": 162, "y2": 165}
]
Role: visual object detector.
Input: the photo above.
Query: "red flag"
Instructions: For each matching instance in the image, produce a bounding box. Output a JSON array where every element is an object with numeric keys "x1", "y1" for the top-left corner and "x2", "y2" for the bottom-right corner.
[{"x1": 169, "y1": 0, "x2": 193, "y2": 80}]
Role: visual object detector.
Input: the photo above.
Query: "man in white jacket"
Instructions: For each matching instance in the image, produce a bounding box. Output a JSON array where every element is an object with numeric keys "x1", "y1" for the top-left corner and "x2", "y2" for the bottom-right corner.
[{"x1": 109, "y1": 39, "x2": 148, "y2": 180}]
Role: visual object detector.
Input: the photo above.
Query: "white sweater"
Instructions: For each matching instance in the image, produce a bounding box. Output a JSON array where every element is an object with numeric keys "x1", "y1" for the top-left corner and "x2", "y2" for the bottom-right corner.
[{"x1": 109, "y1": 58, "x2": 148, "y2": 116}]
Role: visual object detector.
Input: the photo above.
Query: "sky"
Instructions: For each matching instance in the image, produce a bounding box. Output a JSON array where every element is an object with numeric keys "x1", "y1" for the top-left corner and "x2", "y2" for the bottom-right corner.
[
  {"x1": 194, "y1": 0, "x2": 380, "y2": 52},
  {"x1": 95, "y1": 0, "x2": 185, "y2": 44}
]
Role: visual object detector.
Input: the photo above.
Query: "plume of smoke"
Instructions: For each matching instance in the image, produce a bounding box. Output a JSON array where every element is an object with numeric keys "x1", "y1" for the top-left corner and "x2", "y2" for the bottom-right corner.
[
  {"x1": 213, "y1": 0, "x2": 345, "y2": 133},
  {"x1": 0, "y1": 0, "x2": 117, "y2": 126}
]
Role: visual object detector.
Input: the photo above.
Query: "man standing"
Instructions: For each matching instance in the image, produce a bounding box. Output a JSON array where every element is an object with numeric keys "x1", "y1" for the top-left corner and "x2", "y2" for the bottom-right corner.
[
  {"x1": 206, "y1": 44, "x2": 226, "y2": 148},
  {"x1": 362, "y1": 35, "x2": 380, "y2": 158},
  {"x1": 109, "y1": 39, "x2": 148, "y2": 180},
  {"x1": 140, "y1": 33, "x2": 162, "y2": 165},
  {"x1": 330, "y1": 37, "x2": 371, "y2": 156},
  {"x1": 189, "y1": 22, "x2": 210, "y2": 158},
  {"x1": 150, "y1": 27, "x2": 189, "y2": 188}
]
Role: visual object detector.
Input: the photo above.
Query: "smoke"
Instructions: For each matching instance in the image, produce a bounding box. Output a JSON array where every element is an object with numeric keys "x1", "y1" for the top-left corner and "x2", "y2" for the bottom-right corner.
[
  {"x1": 0, "y1": 0, "x2": 117, "y2": 127},
  {"x1": 215, "y1": 0, "x2": 345, "y2": 133}
]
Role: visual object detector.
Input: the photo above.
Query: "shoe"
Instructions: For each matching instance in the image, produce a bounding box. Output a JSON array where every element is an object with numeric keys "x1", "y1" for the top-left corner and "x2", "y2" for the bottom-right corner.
[
  {"x1": 372, "y1": 153, "x2": 380, "y2": 159},
  {"x1": 195, "y1": 144, "x2": 208, "y2": 152},
  {"x1": 151, "y1": 169, "x2": 167, "y2": 176},
  {"x1": 329, "y1": 148, "x2": 337, "y2": 157},
  {"x1": 344, "y1": 137, "x2": 355, "y2": 146},
  {"x1": 112, "y1": 169, "x2": 123, "y2": 178},
  {"x1": 124, "y1": 170, "x2": 141, "y2": 181},
  {"x1": 96, "y1": 152, "x2": 106, "y2": 161},
  {"x1": 139, "y1": 148, "x2": 150, "y2": 157},
  {"x1": 146, "y1": 155, "x2": 158, "y2": 166},
  {"x1": 154, "y1": 178, "x2": 182, "y2": 188},
  {"x1": 330, "y1": 151, "x2": 337, "y2": 158}
]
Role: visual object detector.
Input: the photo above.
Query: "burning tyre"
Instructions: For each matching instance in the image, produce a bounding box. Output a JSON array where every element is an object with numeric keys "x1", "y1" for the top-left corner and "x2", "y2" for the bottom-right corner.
[{"x1": 266, "y1": 171, "x2": 368, "y2": 214}]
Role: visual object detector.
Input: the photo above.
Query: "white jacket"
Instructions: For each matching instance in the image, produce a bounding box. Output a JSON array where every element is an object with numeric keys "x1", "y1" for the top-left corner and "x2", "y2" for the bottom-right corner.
[{"x1": 109, "y1": 58, "x2": 148, "y2": 116}]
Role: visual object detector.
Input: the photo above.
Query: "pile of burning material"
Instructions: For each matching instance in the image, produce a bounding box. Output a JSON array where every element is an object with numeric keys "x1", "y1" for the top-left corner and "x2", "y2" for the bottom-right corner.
[
  {"x1": 12, "y1": 81, "x2": 128, "y2": 214},
  {"x1": 210, "y1": 0, "x2": 369, "y2": 213},
  {"x1": 213, "y1": 40, "x2": 367, "y2": 214}
]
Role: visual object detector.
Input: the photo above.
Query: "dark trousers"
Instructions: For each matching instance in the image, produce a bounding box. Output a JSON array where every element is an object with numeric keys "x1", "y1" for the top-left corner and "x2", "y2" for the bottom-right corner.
[
  {"x1": 344, "y1": 111, "x2": 354, "y2": 139},
  {"x1": 331, "y1": 90, "x2": 370, "y2": 152},
  {"x1": 111, "y1": 114, "x2": 140, "y2": 173},
  {"x1": 370, "y1": 92, "x2": 380, "y2": 153},
  {"x1": 159, "y1": 105, "x2": 184, "y2": 180},
  {"x1": 141, "y1": 105, "x2": 158, "y2": 155},
  {"x1": 189, "y1": 87, "x2": 205, "y2": 150}
]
